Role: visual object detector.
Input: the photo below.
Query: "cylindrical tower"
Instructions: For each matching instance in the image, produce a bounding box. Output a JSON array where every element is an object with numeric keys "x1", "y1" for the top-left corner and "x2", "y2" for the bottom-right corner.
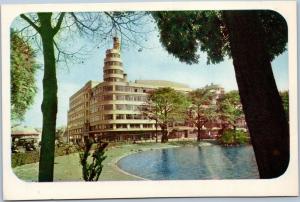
[{"x1": 103, "y1": 37, "x2": 124, "y2": 82}]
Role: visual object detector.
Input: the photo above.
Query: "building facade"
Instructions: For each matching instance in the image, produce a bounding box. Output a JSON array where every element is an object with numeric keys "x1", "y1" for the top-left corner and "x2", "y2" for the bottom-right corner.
[{"x1": 67, "y1": 37, "x2": 193, "y2": 142}]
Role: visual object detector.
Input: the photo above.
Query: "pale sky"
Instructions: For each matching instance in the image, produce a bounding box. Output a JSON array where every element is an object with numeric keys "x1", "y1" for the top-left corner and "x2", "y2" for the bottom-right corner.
[{"x1": 14, "y1": 15, "x2": 288, "y2": 128}]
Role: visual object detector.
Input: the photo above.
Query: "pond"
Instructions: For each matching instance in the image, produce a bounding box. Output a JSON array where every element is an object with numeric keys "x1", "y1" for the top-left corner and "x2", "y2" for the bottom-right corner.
[{"x1": 117, "y1": 145, "x2": 259, "y2": 180}]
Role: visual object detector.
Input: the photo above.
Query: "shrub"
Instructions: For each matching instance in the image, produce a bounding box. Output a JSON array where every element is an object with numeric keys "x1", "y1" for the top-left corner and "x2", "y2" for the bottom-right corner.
[
  {"x1": 12, "y1": 152, "x2": 40, "y2": 168},
  {"x1": 219, "y1": 130, "x2": 249, "y2": 145},
  {"x1": 12, "y1": 143, "x2": 81, "y2": 168},
  {"x1": 79, "y1": 140, "x2": 108, "y2": 181}
]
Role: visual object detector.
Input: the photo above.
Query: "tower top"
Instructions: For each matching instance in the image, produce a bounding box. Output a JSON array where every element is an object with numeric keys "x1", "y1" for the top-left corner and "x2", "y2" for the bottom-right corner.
[{"x1": 113, "y1": 37, "x2": 120, "y2": 50}]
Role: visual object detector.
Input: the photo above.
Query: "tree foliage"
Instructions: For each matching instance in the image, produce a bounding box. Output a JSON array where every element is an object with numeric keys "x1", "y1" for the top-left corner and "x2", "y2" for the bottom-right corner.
[
  {"x1": 142, "y1": 87, "x2": 190, "y2": 143},
  {"x1": 217, "y1": 90, "x2": 244, "y2": 130},
  {"x1": 152, "y1": 10, "x2": 287, "y2": 64},
  {"x1": 219, "y1": 130, "x2": 249, "y2": 145},
  {"x1": 10, "y1": 31, "x2": 38, "y2": 122},
  {"x1": 187, "y1": 84, "x2": 220, "y2": 141},
  {"x1": 280, "y1": 91, "x2": 289, "y2": 121}
]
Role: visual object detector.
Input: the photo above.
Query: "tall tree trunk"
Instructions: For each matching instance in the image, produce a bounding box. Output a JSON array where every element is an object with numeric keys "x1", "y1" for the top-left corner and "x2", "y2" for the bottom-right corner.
[
  {"x1": 223, "y1": 11, "x2": 289, "y2": 178},
  {"x1": 38, "y1": 13, "x2": 58, "y2": 182},
  {"x1": 161, "y1": 125, "x2": 169, "y2": 143}
]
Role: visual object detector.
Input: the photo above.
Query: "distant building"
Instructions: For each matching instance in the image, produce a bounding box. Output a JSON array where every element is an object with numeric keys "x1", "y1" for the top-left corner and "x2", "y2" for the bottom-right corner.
[
  {"x1": 67, "y1": 37, "x2": 193, "y2": 142},
  {"x1": 11, "y1": 126, "x2": 41, "y2": 142}
]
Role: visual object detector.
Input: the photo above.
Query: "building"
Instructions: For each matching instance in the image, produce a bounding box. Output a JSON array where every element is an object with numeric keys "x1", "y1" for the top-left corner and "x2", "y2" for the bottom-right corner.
[
  {"x1": 67, "y1": 37, "x2": 193, "y2": 143},
  {"x1": 11, "y1": 126, "x2": 41, "y2": 146}
]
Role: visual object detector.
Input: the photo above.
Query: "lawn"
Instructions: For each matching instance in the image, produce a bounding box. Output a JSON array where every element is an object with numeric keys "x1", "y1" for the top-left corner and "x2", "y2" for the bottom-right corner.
[{"x1": 12, "y1": 142, "x2": 180, "y2": 182}]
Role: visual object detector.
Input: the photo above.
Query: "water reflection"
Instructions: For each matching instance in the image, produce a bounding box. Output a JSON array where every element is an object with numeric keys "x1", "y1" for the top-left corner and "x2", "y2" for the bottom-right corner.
[{"x1": 117, "y1": 145, "x2": 259, "y2": 180}]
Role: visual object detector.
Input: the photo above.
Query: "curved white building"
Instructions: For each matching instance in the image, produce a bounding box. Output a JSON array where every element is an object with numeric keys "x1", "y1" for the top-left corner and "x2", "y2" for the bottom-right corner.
[{"x1": 67, "y1": 37, "x2": 192, "y2": 142}]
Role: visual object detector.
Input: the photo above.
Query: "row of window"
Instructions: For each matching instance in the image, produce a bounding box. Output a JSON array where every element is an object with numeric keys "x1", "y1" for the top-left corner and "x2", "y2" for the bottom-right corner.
[
  {"x1": 89, "y1": 113, "x2": 149, "y2": 122},
  {"x1": 92, "y1": 85, "x2": 151, "y2": 96},
  {"x1": 104, "y1": 69, "x2": 123, "y2": 74},
  {"x1": 69, "y1": 128, "x2": 83, "y2": 134},
  {"x1": 116, "y1": 104, "x2": 141, "y2": 111},
  {"x1": 104, "y1": 77, "x2": 124, "y2": 82},
  {"x1": 105, "y1": 61, "x2": 123, "y2": 66},
  {"x1": 90, "y1": 104, "x2": 147, "y2": 113},
  {"x1": 116, "y1": 94, "x2": 147, "y2": 102},
  {"x1": 106, "y1": 53, "x2": 120, "y2": 58},
  {"x1": 115, "y1": 85, "x2": 148, "y2": 93},
  {"x1": 69, "y1": 112, "x2": 85, "y2": 121},
  {"x1": 68, "y1": 104, "x2": 85, "y2": 115},
  {"x1": 68, "y1": 121, "x2": 84, "y2": 128},
  {"x1": 90, "y1": 94, "x2": 148, "y2": 104},
  {"x1": 90, "y1": 123, "x2": 154, "y2": 131}
]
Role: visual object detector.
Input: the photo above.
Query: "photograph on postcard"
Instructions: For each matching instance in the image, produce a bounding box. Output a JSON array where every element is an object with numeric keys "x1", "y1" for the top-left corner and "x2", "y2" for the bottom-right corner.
[{"x1": 7, "y1": 7, "x2": 292, "y2": 185}]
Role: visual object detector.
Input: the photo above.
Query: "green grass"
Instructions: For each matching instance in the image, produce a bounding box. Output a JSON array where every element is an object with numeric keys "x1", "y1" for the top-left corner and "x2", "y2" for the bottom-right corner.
[{"x1": 13, "y1": 142, "x2": 179, "y2": 182}]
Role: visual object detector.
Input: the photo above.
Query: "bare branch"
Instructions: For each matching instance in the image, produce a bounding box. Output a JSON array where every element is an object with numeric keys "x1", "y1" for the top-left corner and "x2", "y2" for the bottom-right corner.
[
  {"x1": 70, "y1": 12, "x2": 99, "y2": 32},
  {"x1": 53, "y1": 12, "x2": 66, "y2": 34},
  {"x1": 20, "y1": 14, "x2": 41, "y2": 33}
]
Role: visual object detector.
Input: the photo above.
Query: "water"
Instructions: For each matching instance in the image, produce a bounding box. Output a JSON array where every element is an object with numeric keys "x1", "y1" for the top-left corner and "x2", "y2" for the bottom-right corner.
[{"x1": 117, "y1": 145, "x2": 259, "y2": 180}]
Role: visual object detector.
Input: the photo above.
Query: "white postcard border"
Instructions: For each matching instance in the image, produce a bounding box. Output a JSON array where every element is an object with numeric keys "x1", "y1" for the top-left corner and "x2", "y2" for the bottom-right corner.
[{"x1": 1, "y1": 1, "x2": 298, "y2": 200}]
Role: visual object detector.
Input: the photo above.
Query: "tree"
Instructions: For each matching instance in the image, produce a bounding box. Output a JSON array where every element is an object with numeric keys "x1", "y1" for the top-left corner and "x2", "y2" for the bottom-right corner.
[
  {"x1": 187, "y1": 84, "x2": 220, "y2": 141},
  {"x1": 152, "y1": 10, "x2": 289, "y2": 178},
  {"x1": 218, "y1": 91, "x2": 243, "y2": 131},
  {"x1": 280, "y1": 91, "x2": 289, "y2": 121},
  {"x1": 142, "y1": 88, "x2": 189, "y2": 143},
  {"x1": 17, "y1": 11, "x2": 147, "y2": 181},
  {"x1": 10, "y1": 31, "x2": 38, "y2": 123},
  {"x1": 217, "y1": 90, "x2": 244, "y2": 141}
]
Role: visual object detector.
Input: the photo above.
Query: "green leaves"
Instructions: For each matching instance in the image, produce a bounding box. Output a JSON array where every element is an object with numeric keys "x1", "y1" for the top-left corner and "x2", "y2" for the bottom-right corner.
[
  {"x1": 152, "y1": 10, "x2": 287, "y2": 65},
  {"x1": 79, "y1": 140, "x2": 108, "y2": 181},
  {"x1": 187, "y1": 85, "x2": 220, "y2": 127},
  {"x1": 217, "y1": 90, "x2": 243, "y2": 128},
  {"x1": 10, "y1": 31, "x2": 38, "y2": 122},
  {"x1": 280, "y1": 91, "x2": 289, "y2": 121}
]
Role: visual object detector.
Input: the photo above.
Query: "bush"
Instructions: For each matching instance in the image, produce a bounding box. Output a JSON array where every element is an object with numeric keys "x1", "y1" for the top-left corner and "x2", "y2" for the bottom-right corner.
[
  {"x1": 219, "y1": 130, "x2": 249, "y2": 145},
  {"x1": 79, "y1": 140, "x2": 108, "y2": 181},
  {"x1": 12, "y1": 151, "x2": 40, "y2": 168},
  {"x1": 12, "y1": 143, "x2": 81, "y2": 168}
]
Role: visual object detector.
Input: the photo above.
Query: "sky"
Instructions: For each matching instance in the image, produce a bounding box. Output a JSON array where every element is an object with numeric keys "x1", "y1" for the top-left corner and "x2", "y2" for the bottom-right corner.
[{"x1": 14, "y1": 15, "x2": 289, "y2": 128}]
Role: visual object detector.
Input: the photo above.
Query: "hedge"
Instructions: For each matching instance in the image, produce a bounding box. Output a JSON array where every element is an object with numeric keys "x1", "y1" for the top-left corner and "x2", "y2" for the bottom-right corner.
[{"x1": 12, "y1": 144, "x2": 80, "y2": 168}]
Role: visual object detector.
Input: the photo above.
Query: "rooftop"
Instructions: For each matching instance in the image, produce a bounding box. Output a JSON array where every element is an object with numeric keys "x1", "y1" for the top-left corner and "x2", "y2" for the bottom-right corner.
[
  {"x1": 134, "y1": 80, "x2": 191, "y2": 89},
  {"x1": 11, "y1": 126, "x2": 40, "y2": 136}
]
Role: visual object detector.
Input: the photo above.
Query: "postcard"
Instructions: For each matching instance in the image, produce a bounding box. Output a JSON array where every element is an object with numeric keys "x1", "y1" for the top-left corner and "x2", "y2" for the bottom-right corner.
[{"x1": 1, "y1": 1, "x2": 298, "y2": 200}]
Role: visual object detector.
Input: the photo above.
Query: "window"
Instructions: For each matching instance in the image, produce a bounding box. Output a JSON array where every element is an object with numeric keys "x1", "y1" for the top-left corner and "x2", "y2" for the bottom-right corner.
[
  {"x1": 104, "y1": 114, "x2": 113, "y2": 120},
  {"x1": 116, "y1": 114, "x2": 125, "y2": 119},
  {"x1": 116, "y1": 95, "x2": 125, "y2": 100},
  {"x1": 133, "y1": 114, "x2": 141, "y2": 120},
  {"x1": 105, "y1": 61, "x2": 122, "y2": 66},
  {"x1": 143, "y1": 124, "x2": 153, "y2": 128},
  {"x1": 126, "y1": 114, "x2": 133, "y2": 119},
  {"x1": 125, "y1": 95, "x2": 133, "y2": 101},
  {"x1": 103, "y1": 104, "x2": 113, "y2": 110},
  {"x1": 116, "y1": 85, "x2": 125, "y2": 92},
  {"x1": 103, "y1": 94, "x2": 113, "y2": 100},
  {"x1": 126, "y1": 105, "x2": 133, "y2": 110},
  {"x1": 103, "y1": 86, "x2": 113, "y2": 91},
  {"x1": 104, "y1": 124, "x2": 113, "y2": 129},
  {"x1": 116, "y1": 124, "x2": 127, "y2": 129},
  {"x1": 130, "y1": 124, "x2": 140, "y2": 128},
  {"x1": 116, "y1": 104, "x2": 125, "y2": 110}
]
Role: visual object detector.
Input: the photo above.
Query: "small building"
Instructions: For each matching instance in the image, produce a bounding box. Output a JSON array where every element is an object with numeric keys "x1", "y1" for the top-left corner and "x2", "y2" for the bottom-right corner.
[{"x1": 11, "y1": 126, "x2": 41, "y2": 143}]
